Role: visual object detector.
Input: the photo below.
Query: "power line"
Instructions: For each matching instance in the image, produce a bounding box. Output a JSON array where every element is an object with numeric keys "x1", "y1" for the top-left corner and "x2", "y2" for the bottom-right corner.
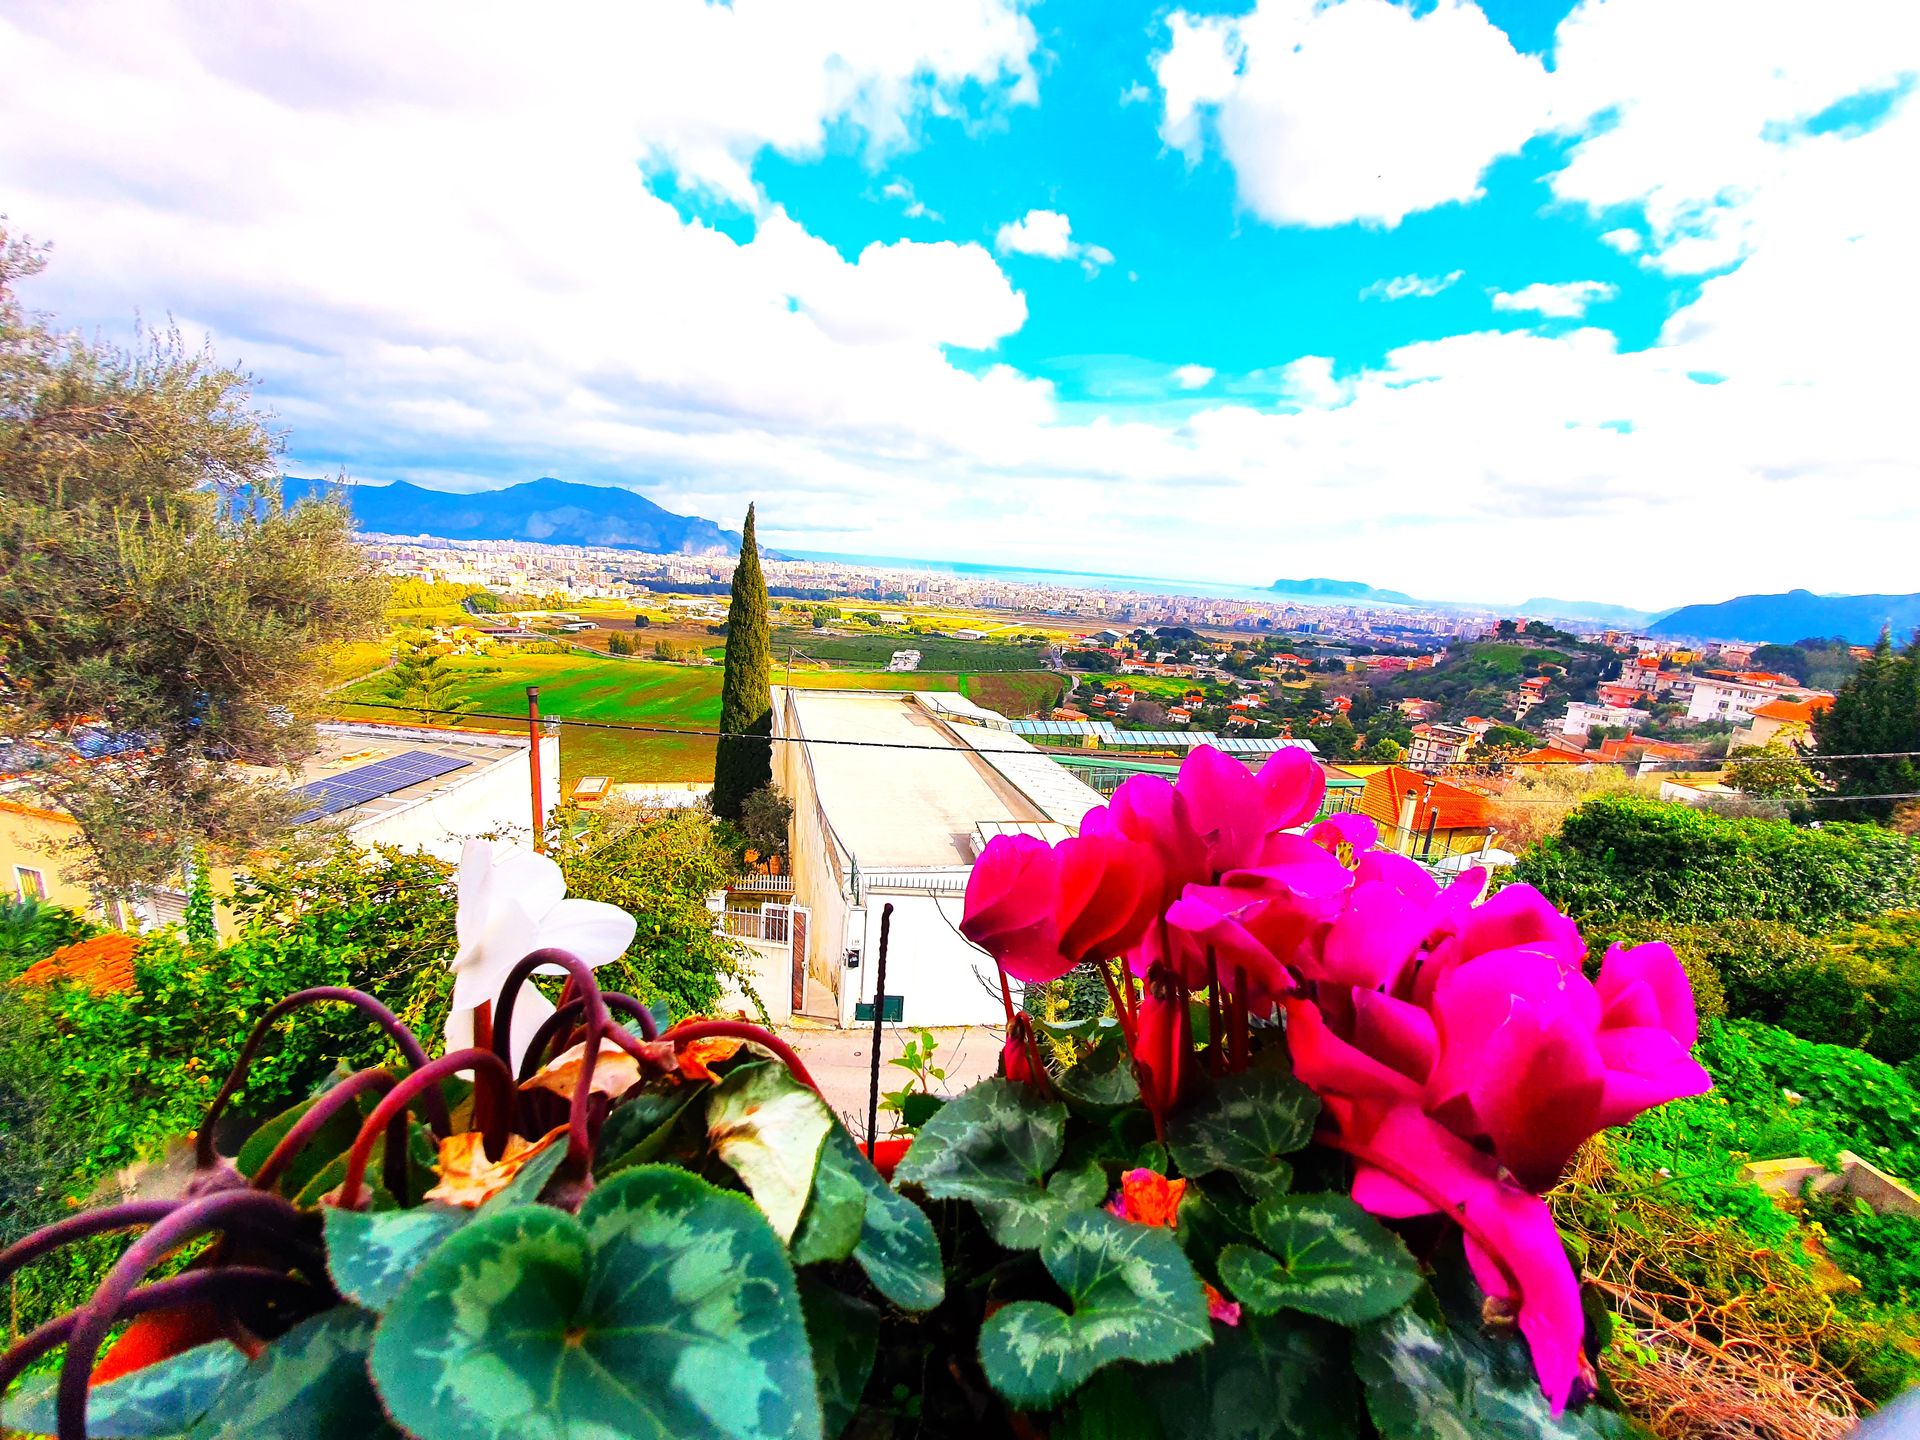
[
  {"x1": 336, "y1": 697, "x2": 1920, "y2": 770},
  {"x1": 332, "y1": 699, "x2": 1920, "y2": 804}
]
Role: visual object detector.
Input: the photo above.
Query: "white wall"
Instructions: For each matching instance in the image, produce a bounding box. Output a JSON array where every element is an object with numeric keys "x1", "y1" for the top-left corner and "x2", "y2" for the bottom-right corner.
[
  {"x1": 721, "y1": 935, "x2": 794, "y2": 1026},
  {"x1": 841, "y1": 888, "x2": 1014, "y2": 1029}
]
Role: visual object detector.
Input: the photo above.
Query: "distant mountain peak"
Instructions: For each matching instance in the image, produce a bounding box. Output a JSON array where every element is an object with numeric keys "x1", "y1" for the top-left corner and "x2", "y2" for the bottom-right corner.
[
  {"x1": 284, "y1": 476, "x2": 748, "y2": 557},
  {"x1": 1648, "y1": 588, "x2": 1920, "y2": 645}
]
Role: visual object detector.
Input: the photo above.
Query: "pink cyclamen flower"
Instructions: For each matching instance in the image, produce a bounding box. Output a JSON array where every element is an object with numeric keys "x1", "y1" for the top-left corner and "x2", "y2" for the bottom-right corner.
[{"x1": 960, "y1": 830, "x2": 1164, "y2": 984}]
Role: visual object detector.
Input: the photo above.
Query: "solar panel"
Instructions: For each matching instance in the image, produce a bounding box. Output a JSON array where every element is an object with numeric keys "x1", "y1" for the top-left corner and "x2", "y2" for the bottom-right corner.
[{"x1": 291, "y1": 749, "x2": 474, "y2": 824}]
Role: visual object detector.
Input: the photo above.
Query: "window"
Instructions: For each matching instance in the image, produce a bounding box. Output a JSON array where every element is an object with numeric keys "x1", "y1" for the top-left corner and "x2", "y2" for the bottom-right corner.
[{"x1": 14, "y1": 866, "x2": 47, "y2": 901}]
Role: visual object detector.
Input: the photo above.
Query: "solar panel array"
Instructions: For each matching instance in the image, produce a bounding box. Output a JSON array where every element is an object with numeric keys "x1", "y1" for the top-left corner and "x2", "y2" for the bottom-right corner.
[
  {"x1": 1007, "y1": 720, "x2": 1318, "y2": 756},
  {"x1": 291, "y1": 750, "x2": 474, "y2": 824}
]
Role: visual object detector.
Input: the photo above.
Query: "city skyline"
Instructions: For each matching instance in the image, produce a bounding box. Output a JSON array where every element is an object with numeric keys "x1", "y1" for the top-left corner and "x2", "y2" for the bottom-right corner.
[{"x1": 3, "y1": 0, "x2": 1916, "y2": 608}]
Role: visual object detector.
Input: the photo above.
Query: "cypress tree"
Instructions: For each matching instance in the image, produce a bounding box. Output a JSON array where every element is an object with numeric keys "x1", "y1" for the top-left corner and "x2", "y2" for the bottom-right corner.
[
  {"x1": 712, "y1": 503, "x2": 772, "y2": 819},
  {"x1": 1812, "y1": 627, "x2": 1920, "y2": 820}
]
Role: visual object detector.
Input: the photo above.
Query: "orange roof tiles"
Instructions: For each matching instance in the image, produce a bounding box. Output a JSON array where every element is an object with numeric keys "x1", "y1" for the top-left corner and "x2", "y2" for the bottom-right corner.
[
  {"x1": 14, "y1": 932, "x2": 139, "y2": 994},
  {"x1": 1749, "y1": 696, "x2": 1831, "y2": 723},
  {"x1": 1359, "y1": 767, "x2": 1493, "y2": 833}
]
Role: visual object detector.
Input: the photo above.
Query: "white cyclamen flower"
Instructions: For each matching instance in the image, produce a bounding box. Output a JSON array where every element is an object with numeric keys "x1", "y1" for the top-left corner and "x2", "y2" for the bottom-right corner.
[{"x1": 443, "y1": 838, "x2": 637, "y2": 1072}]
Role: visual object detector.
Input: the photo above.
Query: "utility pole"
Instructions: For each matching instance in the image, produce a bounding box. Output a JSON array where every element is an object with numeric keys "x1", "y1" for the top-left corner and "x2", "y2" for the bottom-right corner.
[{"x1": 527, "y1": 685, "x2": 545, "y2": 852}]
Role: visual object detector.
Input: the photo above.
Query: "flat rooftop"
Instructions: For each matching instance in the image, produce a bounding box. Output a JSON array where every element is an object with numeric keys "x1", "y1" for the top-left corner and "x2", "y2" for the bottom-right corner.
[
  {"x1": 239, "y1": 724, "x2": 524, "y2": 825},
  {"x1": 780, "y1": 690, "x2": 1099, "y2": 870}
]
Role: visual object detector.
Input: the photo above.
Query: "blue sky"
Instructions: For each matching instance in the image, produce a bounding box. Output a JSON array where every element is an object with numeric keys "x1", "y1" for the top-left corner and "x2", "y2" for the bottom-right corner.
[{"x1": 2, "y1": 0, "x2": 1916, "y2": 608}]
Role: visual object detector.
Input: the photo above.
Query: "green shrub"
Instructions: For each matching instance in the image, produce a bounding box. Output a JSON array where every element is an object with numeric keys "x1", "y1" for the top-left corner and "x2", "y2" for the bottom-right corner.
[
  {"x1": 1811, "y1": 1196, "x2": 1920, "y2": 1309},
  {"x1": 1515, "y1": 793, "x2": 1920, "y2": 932},
  {"x1": 0, "y1": 896, "x2": 97, "y2": 978}
]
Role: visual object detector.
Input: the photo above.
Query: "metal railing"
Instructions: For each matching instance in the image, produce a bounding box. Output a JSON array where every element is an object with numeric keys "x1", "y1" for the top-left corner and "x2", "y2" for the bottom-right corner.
[
  {"x1": 722, "y1": 907, "x2": 790, "y2": 943},
  {"x1": 729, "y1": 874, "x2": 794, "y2": 894}
]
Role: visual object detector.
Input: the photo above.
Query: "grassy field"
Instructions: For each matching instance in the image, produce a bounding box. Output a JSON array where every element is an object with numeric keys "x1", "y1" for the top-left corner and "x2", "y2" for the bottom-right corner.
[
  {"x1": 965, "y1": 671, "x2": 1067, "y2": 715},
  {"x1": 328, "y1": 652, "x2": 1060, "y2": 785},
  {"x1": 771, "y1": 628, "x2": 1046, "y2": 672},
  {"x1": 318, "y1": 640, "x2": 393, "y2": 689},
  {"x1": 1095, "y1": 673, "x2": 1208, "y2": 698}
]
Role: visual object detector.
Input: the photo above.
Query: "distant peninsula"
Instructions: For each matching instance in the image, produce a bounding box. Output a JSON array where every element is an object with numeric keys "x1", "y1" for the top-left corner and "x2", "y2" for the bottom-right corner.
[{"x1": 1269, "y1": 577, "x2": 1416, "y2": 605}]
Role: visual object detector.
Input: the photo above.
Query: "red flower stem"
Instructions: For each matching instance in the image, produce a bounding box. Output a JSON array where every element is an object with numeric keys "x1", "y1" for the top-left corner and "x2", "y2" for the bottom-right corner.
[
  {"x1": 336, "y1": 1050, "x2": 514, "y2": 1212},
  {"x1": 1316, "y1": 1128, "x2": 1526, "y2": 1302},
  {"x1": 491, "y1": 949, "x2": 617, "y2": 1169},
  {"x1": 1232, "y1": 966, "x2": 1251, "y2": 1073},
  {"x1": 54, "y1": 1191, "x2": 311, "y2": 1440},
  {"x1": 252, "y1": 1068, "x2": 395, "y2": 1193},
  {"x1": 196, "y1": 987, "x2": 445, "y2": 1171},
  {"x1": 1096, "y1": 959, "x2": 1135, "y2": 1044},
  {"x1": 1205, "y1": 948, "x2": 1225, "y2": 1076},
  {"x1": 0, "y1": 1202, "x2": 176, "y2": 1291},
  {"x1": 661, "y1": 1019, "x2": 822, "y2": 1095},
  {"x1": 0, "y1": 1266, "x2": 322, "y2": 1407},
  {"x1": 997, "y1": 967, "x2": 1016, "y2": 1027}
]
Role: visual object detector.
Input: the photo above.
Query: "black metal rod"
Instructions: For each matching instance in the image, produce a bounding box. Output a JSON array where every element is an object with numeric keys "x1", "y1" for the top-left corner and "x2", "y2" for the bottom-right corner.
[{"x1": 865, "y1": 903, "x2": 894, "y2": 1161}]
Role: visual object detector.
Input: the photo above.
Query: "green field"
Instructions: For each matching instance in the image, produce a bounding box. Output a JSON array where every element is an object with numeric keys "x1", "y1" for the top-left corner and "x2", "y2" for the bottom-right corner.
[
  {"x1": 331, "y1": 653, "x2": 1062, "y2": 784},
  {"x1": 771, "y1": 628, "x2": 1046, "y2": 672}
]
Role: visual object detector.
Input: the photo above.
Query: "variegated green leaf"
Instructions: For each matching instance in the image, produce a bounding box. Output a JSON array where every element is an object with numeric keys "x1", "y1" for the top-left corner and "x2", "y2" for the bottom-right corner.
[
  {"x1": 978, "y1": 1209, "x2": 1210, "y2": 1409},
  {"x1": 1147, "y1": 1311, "x2": 1364, "y2": 1440},
  {"x1": 821, "y1": 1128, "x2": 944, "y2": 1310},
  {"x1": 1353, "y1": 1302, "x2": 1636, "y2": 1440},
  {"x1": 1053, "y1": 1036, "x2": 1139, "y2": 1112},
  {"x1": 3, "y1": 1340, "x2": 244, "y2": 1438},
  {"x1": 596, "y1": 1085, "x2": 703, "y2": 1177},
  {"x1": 324, "y1": 1204, "x2": 470, "y2": 1312},
  {"x1": 799, "y1": 1281, "x2": 878, "y2": 1439},
  {"x1": 893, "y1": 1079, "x2": 1096, "y2": 1249},
  {"x1": 791, "y1": 1129, "x2": 869, "y2": 1267},
  {"x1": 708, "y1": 1062, "x2": 835, "y2": 1241},
  {"x1": 1167, "y1": 1071, "x2": 1317, "y2": 1201},
  {"x1": 369, "y1": 1165, "x2": 821, "y2": 1440},
  {"x1": 1218, "y1": 1194, "x2": 1420, "y2": 1325},
  {"x1": 189, "y1": 1307, "x2": 398, "y2": 1439}
]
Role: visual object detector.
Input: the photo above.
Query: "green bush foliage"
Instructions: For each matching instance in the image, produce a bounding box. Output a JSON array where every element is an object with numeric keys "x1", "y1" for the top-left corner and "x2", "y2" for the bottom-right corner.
[
  {"x1": 1514, "y1": 793, "x2": 1920, "y2": 931},
  {"x1": 0, "y1": 895, "x2": 97, "y2": 977}
]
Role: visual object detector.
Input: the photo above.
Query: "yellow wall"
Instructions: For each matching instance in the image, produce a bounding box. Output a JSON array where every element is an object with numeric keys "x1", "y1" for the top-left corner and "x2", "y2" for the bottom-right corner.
[{"x1": 0, "y1": 802, "x2": 100, "y2": 916}]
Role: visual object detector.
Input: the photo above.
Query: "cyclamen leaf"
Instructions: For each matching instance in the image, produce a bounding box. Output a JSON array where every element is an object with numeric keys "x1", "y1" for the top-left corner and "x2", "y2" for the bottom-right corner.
[
  {"x1": 1218, "y1": 1194, "x2": 1421, "y2": 1325},
  {"x1": 3, "y1": 1340, "x2": 245, "y2": 1438},
  {"x1": 805, "y1": 1127, "x2": 943, "y2": 1311},
  {"x1": 893, "y1": 1079, "x2": 1096, "y2": 1249},
  {"x1": 189, "y1": 1307, "x2": 399, "y2": 1439},
  {"x1": 791, "y1": 1132, "x2": 869, "y2": 1267},
  {"x1": 708, "y1": 1062, "x2": 836, "y2": 1241},
  {"x1": 799, "y1": 1281, "x2": 879, "y2": 1440},
  {"x1": 595, "y1": 1085, "x2": 704, "y2": 1177},
  {"x1": 1053, "y1": 1036, "x2": 1140, "y2": 1112},
  {"x1": 1146, "y1": 1311, "x2": 1365, "y2": 1440},
  {"x1": 1353, "y1": 1303, "x2": 1637, "y2": 1440},
  {"x1": 325, "y1": 1204, "x2": 471, "y2": 1312},
  {"x1": 1167, "y1": 1071, "x2": 1318, "y2": 1202},
  {"x1": 978, "y1": 1209, "x2": 1211, "y2": 1409},
  {"x1": 369, "y1": 1165, "x2": 821, "y2": 1440}
]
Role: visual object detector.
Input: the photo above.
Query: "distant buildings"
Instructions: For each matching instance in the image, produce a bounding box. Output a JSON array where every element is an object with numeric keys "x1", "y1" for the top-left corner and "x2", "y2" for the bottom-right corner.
[
  {"x1": 886, "y1": 649, "x2": 923, "y2": 672},
  {"x1": 1407, "y1": 723, "x2": 1474, "y2": 768},
  {"x1": 1734, "y1": 695, "x2": 1832, "y2": 750},
  {"x1": 1561, "y1": 701, "x2": 1652, "y2": 737}
]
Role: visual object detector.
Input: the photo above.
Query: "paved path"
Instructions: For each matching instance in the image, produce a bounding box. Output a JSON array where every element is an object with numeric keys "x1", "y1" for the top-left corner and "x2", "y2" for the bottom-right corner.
[{"x1": 781, "y1": 1024, "x2": 1001, "y2": 1142}]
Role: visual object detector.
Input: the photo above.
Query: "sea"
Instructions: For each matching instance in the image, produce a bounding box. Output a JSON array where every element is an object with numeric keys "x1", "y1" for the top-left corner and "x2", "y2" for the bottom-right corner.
[{"x1": 784, "y1": 551, "x2": 1306, "y2": 609}]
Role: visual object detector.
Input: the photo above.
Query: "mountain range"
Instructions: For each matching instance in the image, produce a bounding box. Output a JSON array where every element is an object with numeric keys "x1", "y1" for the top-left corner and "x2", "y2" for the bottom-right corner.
[
  {"x1": 285, "y1": 477, "x2": 747, "y2": 557},
  {"x1": 1646, "y1": 589, "x2": 1920, "y2": 645}
]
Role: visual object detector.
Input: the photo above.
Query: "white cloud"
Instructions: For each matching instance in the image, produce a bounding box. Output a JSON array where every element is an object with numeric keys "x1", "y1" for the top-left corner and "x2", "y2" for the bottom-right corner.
[
  {"x1": 1172, "y1": 364, "x2": 1215, "y2": 389},
  {"x1": 1598, "y1": 228, "x2": 1641, "y2": 254},
  {"x1": 1155, "y1": 0, "x2": 1552, "y2": 227},
  {"x1": 3, "y1": 0, "x2": 1918, "y2": 608},
  {"x1": 993, "y1": 209, "x2": 1114, "y2": 273},
  {"x1": 1120, "y1": 81, "x2": 1151, "y2": 105},
  {"x1": 1360, "y1": 270, "x2": 1464, "y2": 301},
  {"x1": 1491, "y1": 280, "x2": 1618, "y2": 318},
  {"x1": 881, "y1": 178, "x2": 938, "y2": 221}
]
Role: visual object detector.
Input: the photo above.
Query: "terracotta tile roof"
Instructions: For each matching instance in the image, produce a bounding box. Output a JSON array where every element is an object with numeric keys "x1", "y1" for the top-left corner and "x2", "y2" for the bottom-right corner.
[
  {"x1": 14, "y1": 932, "x2": 139, "y2": 994},
  {"x1": 1359, "y1": 767, "x2": 1493, "y2": 832},
  {"x1": 1749, "y1": 696, "x2": 1831, "y2": 723},
  {"x1": 1515, "y1": 747, "x2": 1590, "y2": 765}
]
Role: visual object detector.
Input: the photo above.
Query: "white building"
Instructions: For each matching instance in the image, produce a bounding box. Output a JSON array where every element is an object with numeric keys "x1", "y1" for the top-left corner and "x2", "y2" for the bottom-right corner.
[
  {"x1": 773, "y1": 688, "x2": 1106, "y2": 1028},
  {"x1": 1561, "y1": 701, "x2": 1652, "y2": 737},
  {"x1": 1686, "y1": 678, "x2": 1792, "y2": 725},
  {"x1": 887, "y1": 650, "x2": 923, "y2": 672}
]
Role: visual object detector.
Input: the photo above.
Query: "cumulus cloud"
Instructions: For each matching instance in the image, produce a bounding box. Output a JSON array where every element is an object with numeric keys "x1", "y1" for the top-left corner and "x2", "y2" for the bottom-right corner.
[
  {"x1": 1155, "y1": 0, "x2": 1552, "y2": 227},
  {"x1": 1599, "y1": 228, "x2": 1641, "y2": 254},
  {"x1": 993, "y1": 209, "x2": 1114, "y2": 273},
  {"x1": 1491, "y1": 281, "x2": 1618, "y2": 318},
  {"x1": 1172, "y1": 364, "x2": 1215, "y2": 389},
  {"x1": 1360, "y1": 270, "x2": 1464, "y2": 301}
]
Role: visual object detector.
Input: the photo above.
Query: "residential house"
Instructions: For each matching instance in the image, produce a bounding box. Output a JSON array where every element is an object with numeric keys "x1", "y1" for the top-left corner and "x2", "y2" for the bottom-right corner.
[
  {"x1": 1358, "y1": 767, "x2": 1496, "y2": 859},
  {"x1": 1734, "y1": 696, "x2": 1832, "y2": 750},
  {"x1": 1561, "y1": 701, "x2": 1652, "y2": 737},
  {"x1": 1407, "y1": 723, "x2": 1474, "y2": 769}
]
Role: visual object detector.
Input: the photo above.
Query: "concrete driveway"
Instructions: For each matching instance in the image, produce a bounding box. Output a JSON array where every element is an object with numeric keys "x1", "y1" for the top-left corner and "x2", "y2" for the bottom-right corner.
[{"x1": 781, "y1": 1024, "x2": 1001, "y2": 1141}]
